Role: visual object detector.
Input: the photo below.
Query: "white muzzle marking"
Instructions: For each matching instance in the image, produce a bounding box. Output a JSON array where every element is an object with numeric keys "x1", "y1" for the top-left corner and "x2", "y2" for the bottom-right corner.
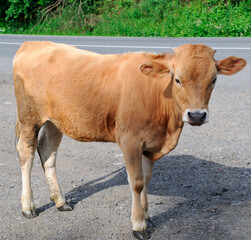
[{"x1": 183, "y1": 109, "x2": 209, "y2": 124}]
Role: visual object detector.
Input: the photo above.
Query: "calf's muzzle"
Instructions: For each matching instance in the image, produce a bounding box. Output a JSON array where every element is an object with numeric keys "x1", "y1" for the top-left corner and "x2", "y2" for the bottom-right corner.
[{"x1": 183, "y1": 109, "x2": 209, "y2": 126}]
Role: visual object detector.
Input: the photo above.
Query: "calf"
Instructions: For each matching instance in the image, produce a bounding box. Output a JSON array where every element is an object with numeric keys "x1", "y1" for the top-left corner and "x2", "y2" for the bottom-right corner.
[{"x1": 13, "y1": 42, "x2": 246, "y2": 239}]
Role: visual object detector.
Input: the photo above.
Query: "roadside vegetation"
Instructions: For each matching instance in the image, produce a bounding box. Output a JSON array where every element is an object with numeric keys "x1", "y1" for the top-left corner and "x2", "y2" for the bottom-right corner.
[{"x1": 0, "y1": 0, "x2": 250, "y2": 37}]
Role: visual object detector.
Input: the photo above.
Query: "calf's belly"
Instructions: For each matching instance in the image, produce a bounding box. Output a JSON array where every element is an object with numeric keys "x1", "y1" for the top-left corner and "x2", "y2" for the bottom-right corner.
[{"x1": 48, "y1": 114, "x2": 116, "y2": 143}]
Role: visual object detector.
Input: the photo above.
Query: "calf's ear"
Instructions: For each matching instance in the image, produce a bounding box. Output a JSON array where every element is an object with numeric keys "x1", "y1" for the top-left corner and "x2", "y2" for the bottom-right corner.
[
  {"x1": 217, "y1": 56, "x2": 246, "y2": 75},
  {"x1": 139, "y1": 61, "x2": 170, "y2": 77}
]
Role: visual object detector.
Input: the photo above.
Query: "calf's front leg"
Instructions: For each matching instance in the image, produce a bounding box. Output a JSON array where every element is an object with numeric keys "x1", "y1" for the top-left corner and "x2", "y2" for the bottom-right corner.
[
  {"x1": 141, "y1": 155, "x2": 154, "y2": 228},
  {"x1": 120, "y1": 137, "x2": 151, "y2": 239}
]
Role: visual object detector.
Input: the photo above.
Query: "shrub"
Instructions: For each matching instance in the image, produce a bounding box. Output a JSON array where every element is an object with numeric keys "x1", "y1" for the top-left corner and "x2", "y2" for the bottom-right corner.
[{"x1": 1, "y1": 0, "x2": 250, "y2": 37}]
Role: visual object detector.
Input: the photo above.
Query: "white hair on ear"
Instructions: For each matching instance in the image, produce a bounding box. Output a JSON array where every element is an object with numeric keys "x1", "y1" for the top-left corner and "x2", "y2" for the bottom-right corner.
[{"x1": 172, "y1": 47, "x2": 176, "y2": 53}]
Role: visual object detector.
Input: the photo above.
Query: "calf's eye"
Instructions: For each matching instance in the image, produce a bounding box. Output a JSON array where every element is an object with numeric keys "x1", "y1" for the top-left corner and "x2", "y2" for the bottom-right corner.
[
  {"x1": 175, "y1": 79, "x2": 181, "y2": 85},
  {"x1": 211, "y1": 78, "x2": 217, "y2": 85}
]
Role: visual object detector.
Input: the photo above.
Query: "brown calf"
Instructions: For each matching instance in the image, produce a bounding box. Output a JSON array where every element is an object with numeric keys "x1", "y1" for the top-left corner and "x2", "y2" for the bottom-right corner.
[{"x1": 13, "y1": 42, "x2": 246, "y2": 239}]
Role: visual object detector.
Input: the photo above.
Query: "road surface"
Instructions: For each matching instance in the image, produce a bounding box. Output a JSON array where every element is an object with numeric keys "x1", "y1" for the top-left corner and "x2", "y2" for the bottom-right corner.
[{"x1": 0, "y1": 35, "x2": 250, "y2": 240}]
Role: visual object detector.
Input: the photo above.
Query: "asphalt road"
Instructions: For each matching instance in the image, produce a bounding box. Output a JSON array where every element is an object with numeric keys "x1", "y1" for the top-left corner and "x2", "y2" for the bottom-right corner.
[
  {"x1": 0, "y1": 35, "x2": 251, "y2": 84},
  {"x1": 0, "y1": 35, "x2": 250, "y2": 240}
]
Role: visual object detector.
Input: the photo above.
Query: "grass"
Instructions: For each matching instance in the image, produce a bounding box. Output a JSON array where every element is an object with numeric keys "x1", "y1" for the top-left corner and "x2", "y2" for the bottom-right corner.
[{"x1": 2, "y1": 0, "x2": 251, "y2": 37}]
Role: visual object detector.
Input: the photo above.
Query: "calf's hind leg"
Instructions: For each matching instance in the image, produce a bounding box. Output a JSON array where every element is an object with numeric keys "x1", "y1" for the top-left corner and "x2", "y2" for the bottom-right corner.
[
  {"x1": 17, "y1": 123, "x2": 39, "y2": 218},
  {"x1": 37, "y1": 121, "x2": 72, "y2": 211}
]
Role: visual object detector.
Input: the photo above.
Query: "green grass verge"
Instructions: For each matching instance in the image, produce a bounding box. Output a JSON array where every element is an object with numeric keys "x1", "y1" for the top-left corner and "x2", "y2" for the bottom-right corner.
[{"x1": 2, "y1": 0, "x2": 251, "y2": 37}]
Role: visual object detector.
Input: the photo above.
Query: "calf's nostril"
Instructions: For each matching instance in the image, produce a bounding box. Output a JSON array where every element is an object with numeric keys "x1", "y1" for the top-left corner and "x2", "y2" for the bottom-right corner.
[
  {"x1": 188, "y1": 112, "x2": 194, "y2": 119},
  {"x1": 201, "y1": 112, "x2": 206, "y2": 120}
]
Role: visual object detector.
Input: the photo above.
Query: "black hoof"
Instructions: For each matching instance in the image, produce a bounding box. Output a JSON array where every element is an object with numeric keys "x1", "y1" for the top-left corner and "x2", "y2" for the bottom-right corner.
[
  {"x1": 22, "y1": 209, "x2": 38, "y2": 219},
  {"x1": 146, "y1": 218, "x2": 155, "y2": 228},
  {"x1": 57, "y1": 202, "x2": 73, "y2": 211},
  {"x1": 132, "y1": 230, "x2": 151, "y2": 240}
]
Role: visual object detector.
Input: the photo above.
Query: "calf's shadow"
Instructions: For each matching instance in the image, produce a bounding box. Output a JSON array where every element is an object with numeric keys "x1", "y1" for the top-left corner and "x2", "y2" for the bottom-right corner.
[{"x1": 37, "y1": 155, "x2": 251, "y2": 233}]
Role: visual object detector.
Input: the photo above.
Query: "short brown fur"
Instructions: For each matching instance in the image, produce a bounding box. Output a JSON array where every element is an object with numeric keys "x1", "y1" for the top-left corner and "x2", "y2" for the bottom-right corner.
[{"x1": 14, "y1": 42, "x2": 246, "y2": 234}]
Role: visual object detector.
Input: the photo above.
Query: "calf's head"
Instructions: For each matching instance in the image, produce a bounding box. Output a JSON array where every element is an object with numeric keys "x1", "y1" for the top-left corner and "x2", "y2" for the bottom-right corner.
[{"x1": 140, "y1": 44, "x2": 246, "y2": 126}]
